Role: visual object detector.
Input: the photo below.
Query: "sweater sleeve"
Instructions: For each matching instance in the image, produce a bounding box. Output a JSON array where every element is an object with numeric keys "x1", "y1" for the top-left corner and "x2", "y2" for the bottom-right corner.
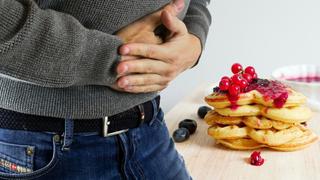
[
  {"x1": 0, "y1": 0, "x2": 122, "y2": 88},
  {"x1": 184, "y1": 0, "x2": 212, "y2": 49}
]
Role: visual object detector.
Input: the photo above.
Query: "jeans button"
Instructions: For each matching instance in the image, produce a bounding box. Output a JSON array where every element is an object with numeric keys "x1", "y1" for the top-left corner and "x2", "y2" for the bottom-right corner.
[
  {"x1": 26, "y1": 146, "x2": 34, "y2": 156},
  {"x1": 53, "y1": 134, "x2": 61, "y2": 143}
]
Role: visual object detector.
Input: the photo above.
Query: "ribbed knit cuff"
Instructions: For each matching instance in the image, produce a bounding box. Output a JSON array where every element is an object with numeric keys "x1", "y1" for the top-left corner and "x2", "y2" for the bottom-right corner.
[
  {"x1": 184, "y1": 21, "x2": 208, "y2": 50},
  {"x1": 184, "y1": 20, "x2": 209, "y2": 68}
]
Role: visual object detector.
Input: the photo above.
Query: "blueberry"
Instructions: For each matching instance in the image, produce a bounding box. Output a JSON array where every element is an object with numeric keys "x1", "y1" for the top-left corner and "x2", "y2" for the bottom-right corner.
[
  {"x1": 197, "y1": 106, "x2": 212, "y2": 119},
  {"x1": 179, "y1": 119, "x2": 197, "y2": 134},
  {"x1": 173, "y1": 128, "x2": 190, "y2": 142}
]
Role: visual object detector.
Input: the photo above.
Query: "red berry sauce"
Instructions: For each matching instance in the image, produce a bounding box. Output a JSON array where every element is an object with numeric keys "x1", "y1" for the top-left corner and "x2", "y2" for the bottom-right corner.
[
  {"x1": 286, "y1": 76, "x2": 320, "y2": 83},
  {"x1": 244, "y1": 79, "x2": 289, "y2": 108},
  {"x1": 214, "y1": 79, "x2": 289, "y2": 108},
  {"x1": 214, "y1": 64, "x2": 289, "y2": 108},
  {"x1": 227, "y1": 94, "x2": 240, "y2": 110},
  {"x1": 250, "y1": 151, "x2": 264, "y2": 166}
]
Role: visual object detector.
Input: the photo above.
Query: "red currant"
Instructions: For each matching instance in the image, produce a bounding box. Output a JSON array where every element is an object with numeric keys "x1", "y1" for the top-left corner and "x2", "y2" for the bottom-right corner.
[
  {"x1": 219, "y1": 80, "x2": 230, "y2": 91},
  {"x1": 228, "y1": 84, "x2": 241, "y2": 96},
  {"x1": 231, "y1": 74, "x2": 242, "y2": 85},
  {"x1": 239, "y1": 79, "x2": 248, "y2": 89},
  {"x1": 244, "y1": 66, "x2": 255, "y2": 76},
  {"x1": 221, "y1": 76, "x2": 231, "y2": 82},
  {"x1": 231, "y1": 63, "x2": 243, "y2": 74},
  {"x1": 252, "y1": 73, "x2": 258, "y2": 79},
  {"x1": 242, "y1": 73, "x2": 253, "y2": 83},
  {"x1": 250, "y1": 151, "x2": 264, "y2": 166}
]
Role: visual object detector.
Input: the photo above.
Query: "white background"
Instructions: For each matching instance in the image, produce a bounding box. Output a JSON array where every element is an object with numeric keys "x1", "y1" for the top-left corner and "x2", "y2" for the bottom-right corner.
[{"x1": 160, "y1": 0, "x2": 320, "y2": 112}]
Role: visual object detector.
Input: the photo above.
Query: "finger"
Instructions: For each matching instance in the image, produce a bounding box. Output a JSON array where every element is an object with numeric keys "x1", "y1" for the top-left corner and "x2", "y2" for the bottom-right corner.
[
  {"x1": 142, "y1": 10, "x2": 163, "y2": 29},
  {"x1": 117, "y1": 74, "x2": 169, "y2": 88},
  {"x1": 172, "y1": 0, "x2": 185, "y2": 12},
  {"x1": 164, "y1": 0, "x2": 185, "y2": 16},
  {"x1": 118, "y1": 56, "x2": 146, "y2": 76},
  {"x1": 119, "y1": 43, "x2": 170, "y2": 60},
  {"x1": 161, "y1": 10, "x2": 188, "y2": 35},
  {"x1": 123, "y1": 84, "x2": 167, "y2": 93},
  {"x1": 116, "y1": 59, "x2": 171, "y2": 75},
  {"x1": 110, "y1": 84, "x2": 126, "y2": 92},
  {"x1": 141, "y1": 1, "x2": 184, "y2": 29},
  {"x1": 120, "y1": 55, "x2": 140, "y2": 61}
]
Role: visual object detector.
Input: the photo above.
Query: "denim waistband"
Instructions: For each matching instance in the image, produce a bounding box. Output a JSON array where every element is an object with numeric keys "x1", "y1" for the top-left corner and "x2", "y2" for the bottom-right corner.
[{"x1": 59, "y1": 96, "x2": 161, "y2": 150}]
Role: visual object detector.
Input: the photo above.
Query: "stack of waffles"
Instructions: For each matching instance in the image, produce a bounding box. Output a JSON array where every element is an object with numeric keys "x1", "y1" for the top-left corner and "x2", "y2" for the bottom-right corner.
[{"x1": 204, "y1": 79, "x2": 318, "y2": 151}]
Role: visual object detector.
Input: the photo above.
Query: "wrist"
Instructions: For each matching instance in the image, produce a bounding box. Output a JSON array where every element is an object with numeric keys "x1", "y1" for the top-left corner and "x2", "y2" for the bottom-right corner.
[{"x1": 188, "y1": 33, "x2": 202, "y2": 68}]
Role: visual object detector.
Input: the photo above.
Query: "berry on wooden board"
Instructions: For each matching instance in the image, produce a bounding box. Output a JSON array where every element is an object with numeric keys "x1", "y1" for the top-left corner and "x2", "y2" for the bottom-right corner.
[
  {"x1": 179, "y1": 119, "x2": 197, "y2": 134},
  {"x1": 173, "y1": 128, "x2": 190, "y2": 142},
  {"x1": 250, "y1": 151, "x2": 265, "y2": 166},
  {"x1": 197, "y1": 106, "x2": 212, "y2": 119}
]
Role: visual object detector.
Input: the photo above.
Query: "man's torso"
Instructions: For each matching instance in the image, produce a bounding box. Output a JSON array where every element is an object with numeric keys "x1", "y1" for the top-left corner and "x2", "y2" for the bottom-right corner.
[{"x1": 34, "y1": 0, "x2": 172, "y2": 34}]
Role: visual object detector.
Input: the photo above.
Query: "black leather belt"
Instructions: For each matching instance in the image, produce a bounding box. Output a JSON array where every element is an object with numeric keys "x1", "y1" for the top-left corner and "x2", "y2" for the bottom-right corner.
[{"x1": 0, "y1": 96, "x2": 160, "y2": 137}]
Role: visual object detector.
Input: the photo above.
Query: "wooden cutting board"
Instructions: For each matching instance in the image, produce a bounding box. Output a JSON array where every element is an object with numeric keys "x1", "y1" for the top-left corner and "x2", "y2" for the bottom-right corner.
[{"x1": 165, "y1": 83, "x2": 320, "y2": 180}]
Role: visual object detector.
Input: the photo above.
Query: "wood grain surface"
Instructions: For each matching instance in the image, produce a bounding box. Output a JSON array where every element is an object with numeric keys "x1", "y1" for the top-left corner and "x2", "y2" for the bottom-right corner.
[{"x1": 165, "y1": 83, "x2": 320, "y2": 180}]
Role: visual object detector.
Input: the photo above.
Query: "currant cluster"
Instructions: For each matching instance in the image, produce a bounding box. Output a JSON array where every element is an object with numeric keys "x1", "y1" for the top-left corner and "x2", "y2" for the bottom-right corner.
[{"x1": 219, "y1": 63, "x2": 258, "y2": 96}]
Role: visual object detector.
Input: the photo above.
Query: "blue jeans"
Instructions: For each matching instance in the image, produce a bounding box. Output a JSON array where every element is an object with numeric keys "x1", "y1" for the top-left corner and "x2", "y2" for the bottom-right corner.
[{"x1": 0, "y1": 100, "x2": 191, "y2": 179}]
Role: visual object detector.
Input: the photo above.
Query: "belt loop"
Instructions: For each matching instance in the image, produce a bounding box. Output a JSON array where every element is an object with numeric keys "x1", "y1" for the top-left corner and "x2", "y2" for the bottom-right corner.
[
  {"x1": 138, "y1": 104, "x2": 145, "y2": 125},
  {"x1": 151, "y1": 97, "x2": 159, "y2": 120},
  {"x1": 62, "y1": 118, "x2": 74, "y2": 151},
  {"x1": 148, "y1": 96, "x2": 160, "y2": 126}
]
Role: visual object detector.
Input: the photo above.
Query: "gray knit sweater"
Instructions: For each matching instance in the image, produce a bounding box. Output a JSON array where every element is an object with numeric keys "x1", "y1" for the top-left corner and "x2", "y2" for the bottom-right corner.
[{"x1": 0, "y1": 0, "x2": 211, "y2": 119}]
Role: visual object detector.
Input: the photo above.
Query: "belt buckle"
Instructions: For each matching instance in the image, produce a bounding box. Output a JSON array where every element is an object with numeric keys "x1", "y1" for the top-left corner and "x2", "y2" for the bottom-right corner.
[{"x1": 102, "y1": 116, "x2": 128, "y2": 137}]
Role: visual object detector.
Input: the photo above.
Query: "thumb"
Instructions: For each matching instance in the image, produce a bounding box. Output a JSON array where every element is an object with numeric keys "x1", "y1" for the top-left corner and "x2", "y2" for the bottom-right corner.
[{"x1": 161, "y1": 10, "x2": 188, "y2": 36}]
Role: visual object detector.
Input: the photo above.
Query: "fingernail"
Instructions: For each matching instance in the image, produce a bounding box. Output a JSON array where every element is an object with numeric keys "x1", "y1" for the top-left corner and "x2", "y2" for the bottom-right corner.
[
  {"x1": 119, "y1": 79, "x2": 129, "y2": 87},
  {"x1": 173, "y1": 0, "x2": 184, "y2": 12},
  {"x1": 125, "y1": 86, "x2": 133, "y2": 90},
  {"x1": 118, "y1": 65, "x2": 128, "y2": 74},
  {"x1": 121, "y1": 46, "x2": 130, "y2": 55}
]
